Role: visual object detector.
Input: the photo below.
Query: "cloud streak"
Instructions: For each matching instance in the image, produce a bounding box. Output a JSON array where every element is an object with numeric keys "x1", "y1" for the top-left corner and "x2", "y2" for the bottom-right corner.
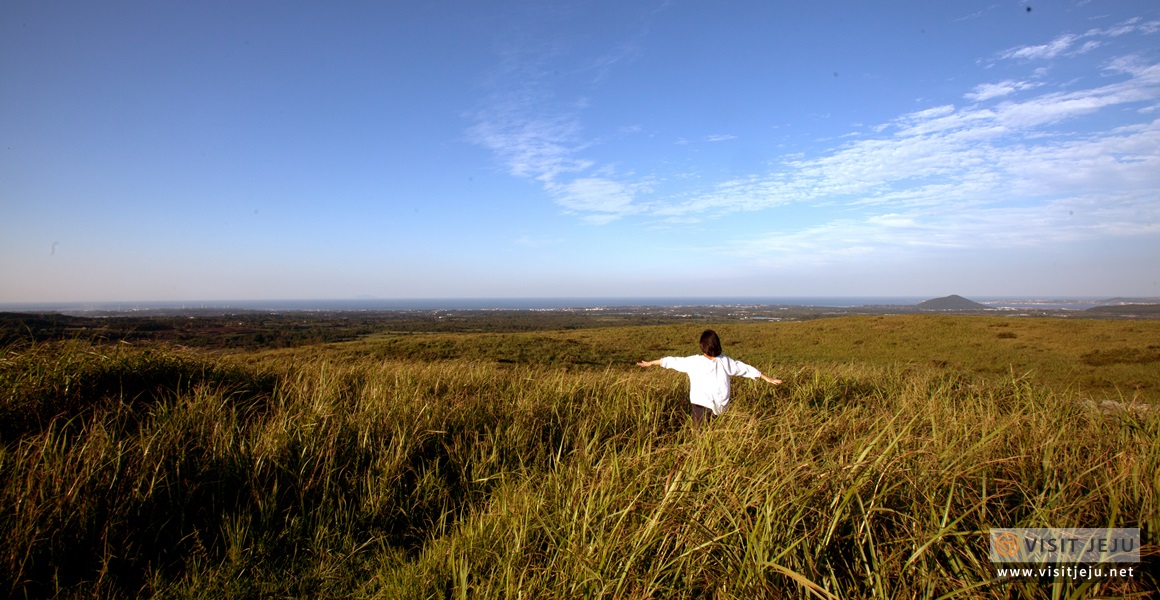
[
  {"x1": 468, "y1": 12, "x2": 1160, "y2": 262},
  {"x1": 464, "y1": 4, "x2": 674, "y2": 224},
  {"x1": 964, "y1": 79, "x2": 1041, "y2": 102},
  {"x1": 998, "y1": 17, "x2": 1159, "y2": 62},
  {"x1": 466, "y1": 104, "x2": 592, "y2": 184}
]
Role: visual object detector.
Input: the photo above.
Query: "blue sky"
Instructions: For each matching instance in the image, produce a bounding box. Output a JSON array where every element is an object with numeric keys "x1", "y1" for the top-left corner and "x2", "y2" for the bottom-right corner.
[{"x1": 3, "y1": 1, "x2": 1158, "y2": 302}]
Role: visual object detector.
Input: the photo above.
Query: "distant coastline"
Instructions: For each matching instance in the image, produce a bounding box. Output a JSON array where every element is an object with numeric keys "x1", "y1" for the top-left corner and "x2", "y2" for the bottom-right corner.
[{"x1": 0, "y1": 296, "x2": 1142, "y2": 315}]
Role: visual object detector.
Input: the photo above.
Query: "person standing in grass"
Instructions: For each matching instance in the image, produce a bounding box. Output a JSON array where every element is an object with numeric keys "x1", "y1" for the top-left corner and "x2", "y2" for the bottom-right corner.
[{"x1": 637, "y1": 329, "x2": 782, "y2": 424}]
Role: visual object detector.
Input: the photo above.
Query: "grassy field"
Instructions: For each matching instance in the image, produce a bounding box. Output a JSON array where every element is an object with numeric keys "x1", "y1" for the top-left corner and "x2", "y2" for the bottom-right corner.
[{"x1": 1, "y1": 315, "x2": 1157, "y2": 598}]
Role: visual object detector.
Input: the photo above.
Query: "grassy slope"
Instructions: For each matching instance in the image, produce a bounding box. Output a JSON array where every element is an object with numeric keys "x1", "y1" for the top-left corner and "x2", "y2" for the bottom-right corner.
[
  {"x1": 1, "y1": 316, "x2": 1157, "y2": 598},
  {"x1": 320, "y1": 315, "x2": 1160, "y2": 403}
]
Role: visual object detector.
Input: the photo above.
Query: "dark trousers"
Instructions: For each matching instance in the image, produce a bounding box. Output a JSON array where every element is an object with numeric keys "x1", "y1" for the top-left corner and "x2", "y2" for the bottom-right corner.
[{"x1": 691, "y1": 404, "x2": 715, "y2": 425}]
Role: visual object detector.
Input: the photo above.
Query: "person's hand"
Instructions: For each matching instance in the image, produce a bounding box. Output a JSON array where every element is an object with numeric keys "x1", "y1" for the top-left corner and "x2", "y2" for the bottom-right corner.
[
  {"x1": 761, "y1": 374, "x2": 782, "y2": 384},
  {"x1": 637, "y1": 360, "x2": 660, "y2": 367}
]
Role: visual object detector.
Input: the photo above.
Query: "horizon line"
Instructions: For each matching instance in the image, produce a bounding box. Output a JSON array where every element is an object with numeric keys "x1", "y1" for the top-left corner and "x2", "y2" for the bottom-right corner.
[{"x1": 2, "y1": 294, "x2": 1154, "y2": 315}]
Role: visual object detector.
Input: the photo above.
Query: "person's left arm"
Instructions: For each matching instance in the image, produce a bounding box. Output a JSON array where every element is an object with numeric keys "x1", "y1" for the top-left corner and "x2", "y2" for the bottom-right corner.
[{"x1": 728, "y1": 357, "x2": 782, "y2": 385}]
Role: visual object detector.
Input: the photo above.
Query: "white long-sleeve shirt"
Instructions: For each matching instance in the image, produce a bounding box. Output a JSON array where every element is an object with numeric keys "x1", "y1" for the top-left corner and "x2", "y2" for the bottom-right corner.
[{"x1": 660, "y1": 354, "x2": 762, "y2": 415}]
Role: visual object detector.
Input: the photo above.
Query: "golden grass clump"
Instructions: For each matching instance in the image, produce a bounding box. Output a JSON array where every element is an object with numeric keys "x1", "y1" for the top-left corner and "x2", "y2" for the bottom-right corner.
[{"x1": 1, "y1": 317, "x2": 1157, "y2": 598}]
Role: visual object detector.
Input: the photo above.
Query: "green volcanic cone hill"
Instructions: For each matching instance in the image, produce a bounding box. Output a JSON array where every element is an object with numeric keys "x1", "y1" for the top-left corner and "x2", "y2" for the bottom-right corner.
[{"x1": 915, "y1": 294, "x2": 990, "y2": 311}]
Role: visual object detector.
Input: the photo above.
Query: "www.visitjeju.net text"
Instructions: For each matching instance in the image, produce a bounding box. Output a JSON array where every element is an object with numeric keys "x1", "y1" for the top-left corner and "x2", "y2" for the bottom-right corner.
[{"x1": 996, "y1": 566, "x2": 1136, "y2": 580}]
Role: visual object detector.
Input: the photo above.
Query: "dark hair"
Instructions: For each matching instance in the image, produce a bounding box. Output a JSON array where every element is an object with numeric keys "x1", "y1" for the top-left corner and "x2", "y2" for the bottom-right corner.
[{"x1": 699, "y1": 329, "x2": 722, "y2": 357}]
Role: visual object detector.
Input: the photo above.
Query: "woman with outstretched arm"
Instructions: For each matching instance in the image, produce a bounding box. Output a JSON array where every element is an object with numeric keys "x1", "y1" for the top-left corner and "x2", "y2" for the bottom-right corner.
[{"x1": 637, "y1": 329, "x2": 782, "y2": 424}]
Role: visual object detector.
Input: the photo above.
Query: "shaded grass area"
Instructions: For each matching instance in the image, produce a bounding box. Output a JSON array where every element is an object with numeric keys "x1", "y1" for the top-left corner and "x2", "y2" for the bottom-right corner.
[
  {"x1": 0, "y1": 340, "x2": 278, "y2": 440},
  {"x1": 1, "y1": 316, "x2": 1158, "y2": 598},
  {"x1": 0, "y1": 308, "x2": 764, "y2": 351},
  {"x1": 0, "y1": 312, "x2": 378, "y2": 350},
  {"x1": 2, "y1": 343, "x2": 687, "y2": 597}
]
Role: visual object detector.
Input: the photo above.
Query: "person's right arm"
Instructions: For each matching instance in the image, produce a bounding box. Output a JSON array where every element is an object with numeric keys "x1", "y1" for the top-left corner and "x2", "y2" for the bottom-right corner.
[{"x1": 636, "y1": 359, "x2": 662, "y2": 367}]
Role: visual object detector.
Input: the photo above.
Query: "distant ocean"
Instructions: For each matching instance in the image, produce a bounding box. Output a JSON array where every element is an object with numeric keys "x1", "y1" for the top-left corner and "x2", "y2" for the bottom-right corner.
[{"x1": 0, "y1": 296, "x2": 1124, "y2": 314}]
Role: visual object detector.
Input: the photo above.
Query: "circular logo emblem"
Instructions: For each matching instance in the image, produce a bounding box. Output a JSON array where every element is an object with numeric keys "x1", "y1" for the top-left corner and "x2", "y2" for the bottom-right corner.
[{"x1": 994, "y1": 532, "x2": 1020, "y2": 558}]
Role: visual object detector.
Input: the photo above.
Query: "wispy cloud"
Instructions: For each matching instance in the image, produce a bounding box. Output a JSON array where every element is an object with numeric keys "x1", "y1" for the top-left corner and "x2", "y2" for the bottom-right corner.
[
  {"x1": 953, "y1": 9, "x2": 989, "y2": 23},
  {"x1": 1076, "y1": 40, "x2": 1102, "y2": 54},
  {"x1": 468, "y1": 84, "x2": 647, "y2": 222},
  {"x1": 466, "y1": 105, "x2": 592, "y2": 184},
  {"x1": 999, "y1": 17, "x2": 1159, "y2": 62},
  {"x1": 964, "y1": 79, "x2": 1041, "y2": 102},
  {"x1": 547, "y1": 177, "x2": 647, "y2": 223},
  {"x1": 1086, "y1": 17, "x2": 1160, "y2": 38},
  {"x1": 650, "y1": 46, "x2": 1160, "y2": 261},
  {"x1": 682, "y1": 57, "x2": 1160, "y2": 209},
  {"x1": 722, "y1": 121, "x2": 1160, "y2": 264},
  {"x1": 466, "y1": 7, "x2": 668, "y2": 224},
  {"x1": 469, "y1": 11, "x2": 1160, "y2": 250},
  {"x1": 1001, "y1": 33, "x2": 1079, "y2": 60},
  {"x1": 731, "y1": 190, "x2": 1160, "y2": 267}
]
